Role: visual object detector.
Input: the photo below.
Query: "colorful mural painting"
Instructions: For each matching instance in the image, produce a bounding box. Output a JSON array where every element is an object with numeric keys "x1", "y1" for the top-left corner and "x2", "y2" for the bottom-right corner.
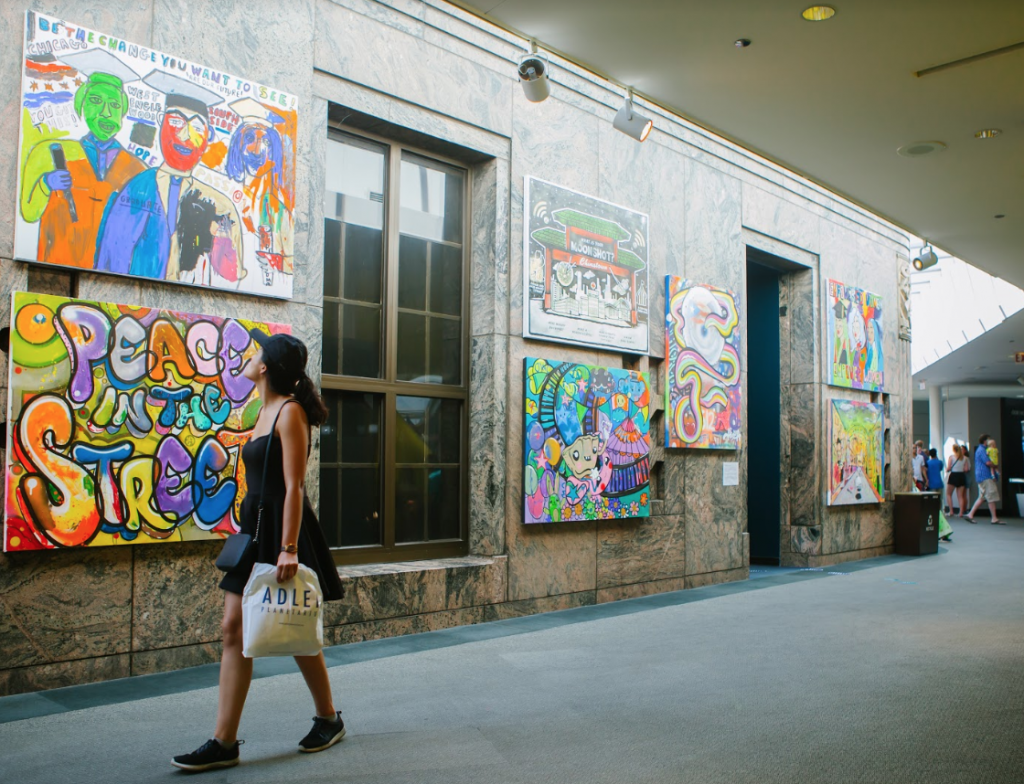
[
  {"x1": 664, "y1": 276, "x2": 741, "y2": 449},
  {"x1": 523, "y1": 358, "x2": 651, "y2": 523},
  {"x1": 827, "y1": 279, "x2": 884, "y2": 391},
  {"x1": 524, "y1": 178, "x2": 649, "y2": 353},
  {"x1": 828, "y1": 399, "x2": 885, "y2": 506},
  {"x1": 3, "y1": 292, "x2": 289, "y2": 552},
  {"x1": 15, "y1": 11, "x2": 297, "y2": 299}
]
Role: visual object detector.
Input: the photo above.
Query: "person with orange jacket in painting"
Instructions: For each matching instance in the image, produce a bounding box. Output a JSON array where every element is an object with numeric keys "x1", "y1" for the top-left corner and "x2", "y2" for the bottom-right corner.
[{"x1": 20, "y1": 50, "x2": 147, "y2": 269}]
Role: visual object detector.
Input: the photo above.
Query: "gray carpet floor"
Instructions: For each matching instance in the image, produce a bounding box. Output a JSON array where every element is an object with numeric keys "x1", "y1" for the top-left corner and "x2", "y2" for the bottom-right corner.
[{"x1": 2, "y1": 517, "x2": 1022, "y2": 783}]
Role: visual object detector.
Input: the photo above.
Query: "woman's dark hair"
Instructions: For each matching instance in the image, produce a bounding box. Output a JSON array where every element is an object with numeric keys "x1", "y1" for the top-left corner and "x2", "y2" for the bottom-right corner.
[{"x1": 266, "y1": 368, "x2": 329, "y2": 427}]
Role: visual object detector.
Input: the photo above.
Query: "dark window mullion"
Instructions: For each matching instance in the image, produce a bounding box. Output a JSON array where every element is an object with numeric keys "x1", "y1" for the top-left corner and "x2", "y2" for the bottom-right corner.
[{"x1": 383, "y1": 390, "x2": 397, "y2": 549}]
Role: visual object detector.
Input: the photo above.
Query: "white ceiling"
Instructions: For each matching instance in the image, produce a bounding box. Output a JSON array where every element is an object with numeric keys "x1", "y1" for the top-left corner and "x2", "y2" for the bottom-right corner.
[
  {"x1": 912, "y1": 307, "x2": 1024, "y2": 399},
  {"x1": 455, "y1": 0, "x2": 1024, "y2": 289}
]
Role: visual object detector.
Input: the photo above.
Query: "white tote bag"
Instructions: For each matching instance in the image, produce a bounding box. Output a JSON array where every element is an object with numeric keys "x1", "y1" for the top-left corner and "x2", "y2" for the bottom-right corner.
[{"x1": 241, "y1": 563, "x2": 324, "y2": 658}]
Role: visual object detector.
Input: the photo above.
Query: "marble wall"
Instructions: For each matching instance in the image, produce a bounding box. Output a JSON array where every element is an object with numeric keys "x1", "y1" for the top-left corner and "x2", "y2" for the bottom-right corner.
[{"x1": 0, "y1": 0, "x2": 910, "y2": 695}]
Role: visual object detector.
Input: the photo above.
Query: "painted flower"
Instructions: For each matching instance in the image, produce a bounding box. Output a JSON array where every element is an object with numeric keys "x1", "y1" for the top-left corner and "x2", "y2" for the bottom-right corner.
[
  {"x1": 640, "y1": 493, "x2": 649, "y2": 506},
  {"x1": 630, "y1": 502, "x2": 640, "y2": 516}
]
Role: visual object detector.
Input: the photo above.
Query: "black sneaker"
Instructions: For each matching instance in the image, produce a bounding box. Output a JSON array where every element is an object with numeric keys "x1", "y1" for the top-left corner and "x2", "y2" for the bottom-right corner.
[
  {"x1": 171, "y1": 738, "x2": 242, "y2": 771},
  {"x1": 299, "y1": 713, "x2": 346, "y2": 752}
]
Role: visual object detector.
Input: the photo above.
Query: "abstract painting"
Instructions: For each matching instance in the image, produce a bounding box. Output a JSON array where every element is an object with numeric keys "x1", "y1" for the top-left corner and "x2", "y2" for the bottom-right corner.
[
  {"x1": 524, "y1": 177, "x2": 649, "y2": 353},
  {"x1": 665, "y1": 276, "x2": 741, "y2": 449},
  {"x1": 15, "y1": 11, "x2": 298, "y2": 298},
  {"x1": 828, "y1": 399, "x2": 885, "y2": 506},
  {"x1": 827, "y1": 279, "x2": 884, "y2": 391},
  {"x1": 523, "y1": 358, "x2": 651, "y2": 523},
  {"x1": 4, "y1": 292, "x2": 289, "y2": 551}
]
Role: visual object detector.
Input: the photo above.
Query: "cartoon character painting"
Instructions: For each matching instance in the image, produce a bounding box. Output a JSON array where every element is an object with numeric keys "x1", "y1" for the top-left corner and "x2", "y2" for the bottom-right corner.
[
  {"x1": 523, "y1": 359, "x2": 651, "y2": 523},
  {"x1": 827, "y1": 279, "x2": 883, "y2": 391},
  {"x1": 15, "y1": 11, "x2": 298, "y2": 299}
]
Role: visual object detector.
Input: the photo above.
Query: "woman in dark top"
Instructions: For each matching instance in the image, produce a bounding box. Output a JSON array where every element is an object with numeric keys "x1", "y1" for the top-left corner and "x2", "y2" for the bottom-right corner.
[{"x1": 173, "y1": 331, "x2": 346, "y2": 772}]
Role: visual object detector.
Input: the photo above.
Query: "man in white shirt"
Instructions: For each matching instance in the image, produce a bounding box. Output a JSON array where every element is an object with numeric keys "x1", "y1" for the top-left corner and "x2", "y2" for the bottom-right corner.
[{"x1": 912, "y1": 440, "x2": 926, "y2": 491}]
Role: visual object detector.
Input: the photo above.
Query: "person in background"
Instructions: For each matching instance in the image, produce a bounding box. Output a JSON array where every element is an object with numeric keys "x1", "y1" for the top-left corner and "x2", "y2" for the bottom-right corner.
[
  {"x1": 965, "y1": 434, "x2": 1003, "y2": 525},
  {"x1": 986, "y1": 438, "x2": 1000, "y2": 481},
  {"x1": 945, "y1": 443, "x2": 968, "y2": 517},
  {"x1": 912, "y1": 440, "x2": 926, "y2": 491},
  {"x1": 926, "y1": 448, "x2": 944, "y2": 492}
]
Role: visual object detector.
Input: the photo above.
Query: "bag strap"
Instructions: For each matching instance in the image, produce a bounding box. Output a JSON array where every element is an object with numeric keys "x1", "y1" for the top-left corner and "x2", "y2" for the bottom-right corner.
[{"x1": 254, "y1": 399, "x2": 296, "y2": 543}]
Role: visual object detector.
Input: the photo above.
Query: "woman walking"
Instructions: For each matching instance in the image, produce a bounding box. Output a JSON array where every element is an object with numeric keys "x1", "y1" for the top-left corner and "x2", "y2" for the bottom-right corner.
[
  {"x1": 946, "y1": 443, "x2": 968, "y2": 517},
  {"x1": 173, "y1": 330, "x2": 346, "y2": 772}
]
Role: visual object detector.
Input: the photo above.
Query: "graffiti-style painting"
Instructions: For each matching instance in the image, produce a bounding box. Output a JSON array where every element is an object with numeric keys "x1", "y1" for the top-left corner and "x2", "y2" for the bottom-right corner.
[
  {"x1": 665, "y1": 277, "x2": 741, "y2": 449},
  {"x1": 15, "y1": 12, "x2": 297, "y2": 299},
  {"x1": 827, "y1": 279, "x2": 883, "y2": 391},
  {"x1": 523, "y1": 358, "x2": 651, "y2": 523},
  {"x1": 524, "y1": 178, "x2": 649, "y2": 353},
  {"x1": 828, "y1": 399, "x2": 884, "y2": 506},
  {"x1": 4, "y1": 292, "x2": 288, "y2": 552}
]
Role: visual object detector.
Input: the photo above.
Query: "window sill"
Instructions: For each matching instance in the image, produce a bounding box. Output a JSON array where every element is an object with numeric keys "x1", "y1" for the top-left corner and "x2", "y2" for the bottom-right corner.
[{"x1": 337, "y1": 554, "x2": 499, "y2": 579}]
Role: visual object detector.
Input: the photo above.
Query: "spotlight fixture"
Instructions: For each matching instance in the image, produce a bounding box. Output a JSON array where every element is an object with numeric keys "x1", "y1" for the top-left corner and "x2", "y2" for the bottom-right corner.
[
  {"x1": 1017, "y1": 375, "x2": 1024, "y2": 387},
  {"x1": 613, "y1": 90, "x2": 653, "y2": 142},
  {"x1": 912, "y1": 243, "x2": 938, "y2": 271},
  {"x1": 801, "y1": 5, "x2": 836, "y2": 21},
  {"x1": 974, "y1": 128, "x2": 1001, "y2": 139},
  {"x1": 518, "y1": 47, "x2": 551, "y2": 103},
  {"x1": 734, "y1": 38, "x2": 751, "y2": 48}
]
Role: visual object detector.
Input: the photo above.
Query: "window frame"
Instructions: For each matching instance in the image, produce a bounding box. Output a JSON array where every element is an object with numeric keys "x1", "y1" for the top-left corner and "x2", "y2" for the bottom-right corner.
[{"x1": 321, "y1": 125, "x2": 471, "y2": 565}]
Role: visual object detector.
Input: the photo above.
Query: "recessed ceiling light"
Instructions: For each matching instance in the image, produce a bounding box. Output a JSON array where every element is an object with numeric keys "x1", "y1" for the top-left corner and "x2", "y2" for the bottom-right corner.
[
  {"x1": 995, "y1": 214, "x2": 1006, "y2": 219},
  {"x1": 975, "y1": 128, "x2": 1001, "y2": 139},
  {"x1": 735, "y1": 38, "x2": 751, "y2": 48},
  {"x1": 802, "y1": 6, "x2": 836, "y2": 21},
  {"x1": 897, "y1": 141, "x2": 946, "y2": 158}
]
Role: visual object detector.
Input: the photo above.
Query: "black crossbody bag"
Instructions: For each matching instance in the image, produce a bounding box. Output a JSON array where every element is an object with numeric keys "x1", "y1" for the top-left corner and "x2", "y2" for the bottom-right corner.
[{"x1": 215, "y1": 405, "x2": 287, "y2": 572}]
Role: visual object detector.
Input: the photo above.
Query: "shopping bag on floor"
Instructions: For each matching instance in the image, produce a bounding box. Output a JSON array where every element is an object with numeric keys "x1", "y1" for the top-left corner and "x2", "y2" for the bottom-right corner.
[
  {"x1": 938, "y1": 510, "x2": 953, "y2": 540},
  {"x1": 242, "y1": 563, "x2": 324, "y2": 658}
]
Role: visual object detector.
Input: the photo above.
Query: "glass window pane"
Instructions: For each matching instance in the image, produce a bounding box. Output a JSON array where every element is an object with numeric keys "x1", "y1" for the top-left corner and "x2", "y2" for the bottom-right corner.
[
  {"x1": 435, "y1": 400, "x2": 461, "y2": 463},
  {"x1": 340, "y1": 393, "x2": 381, "y2": 464},
  {"x1": 325, "y1": 139, "x2": 385, "y2": 229},
  {"x1": 428, "y1": 317, "x2": 461, "y2": 385},
  {"x1": 321, "y1": 395, "x2": 339, "y2": 464},
  {"x1": 340, "y1": 468, "x2": 382, "y2": 547},
  {"x1": 430, "y1": 243, "x2": 462, "y2": 316},
  {"x1": 319, "y1": 467, "x2": 341, "y2": 545},
  {"x1": 340, "y1": 305, "x2": 381, "y2": 378},
  {"x1": 323, "y1": 219, "x2": 342, "y2": 298},
  {"x1": 322, "y1": 303, "x2": 339, "y2": 375},
  {"x1": 397, "y1": 312, "x2": 427, "y2": 382},
  {"x1": 343, "y1": 224, "x2": 383, "y2": 304},
  {"x1": 395, "y1": 468, "x2": 426, "y2": 543},
  {"x1": 396, "y1": 396, "x2": 427, "y2": 464},
  {"x1": 395, "y1": 398, "x2": 461, "y2": 464},
  {"x1": 398, "y1": 235, "x2": 427, "y2": 310},
  {"x1": 427, "y1": 467, "x2": 461, "y2": 540},
  {"x1": 399, "y1": 158, "x2": 463, "y2": 243}
]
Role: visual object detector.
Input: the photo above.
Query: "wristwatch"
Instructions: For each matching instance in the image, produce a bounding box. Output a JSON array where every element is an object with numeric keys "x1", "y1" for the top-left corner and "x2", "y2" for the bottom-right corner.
[{"x1": 280, "y1": 543, "x2": 298, "y2": 554}]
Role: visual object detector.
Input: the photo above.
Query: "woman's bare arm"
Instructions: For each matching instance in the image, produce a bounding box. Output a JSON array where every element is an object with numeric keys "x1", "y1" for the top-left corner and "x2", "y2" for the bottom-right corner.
[{"x1": 275, "y1": 400, "x2": 310, "y2": 583}]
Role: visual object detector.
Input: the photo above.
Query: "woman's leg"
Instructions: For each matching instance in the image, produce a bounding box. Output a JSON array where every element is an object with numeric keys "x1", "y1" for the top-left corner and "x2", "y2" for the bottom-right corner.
[
  {"x1": 294, "y1": 652, "x2": 336, "y2": 717},
  {"x1": 945, "y1": 483, "x2": 953, "y2": 513},
  {"x1": 214, "y1": 592, "x2": 253, "y2": 743},
  {"x1": 957, "y1": 486, "x2": 968, "y2": 516}
]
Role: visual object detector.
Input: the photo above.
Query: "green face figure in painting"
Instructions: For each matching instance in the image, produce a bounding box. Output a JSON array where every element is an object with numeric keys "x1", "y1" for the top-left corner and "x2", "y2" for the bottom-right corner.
[{"x1": 75, "y1": 75, "x2": 128, "y2": 141}]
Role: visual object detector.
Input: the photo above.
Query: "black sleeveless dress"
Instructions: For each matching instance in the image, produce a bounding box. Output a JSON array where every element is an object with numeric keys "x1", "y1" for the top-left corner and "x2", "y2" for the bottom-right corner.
[{"x1": 218, "y1": 427, "x2": 345, "y2": 601}]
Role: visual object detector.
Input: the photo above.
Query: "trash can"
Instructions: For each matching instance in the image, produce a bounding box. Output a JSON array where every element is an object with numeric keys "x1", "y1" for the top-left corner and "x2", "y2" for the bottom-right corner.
[
  {"x1": 1010, "y1": 478, "x2": 1024, "y2": 518},
  {"x1": 894, "y1": 492, "x2": 941, "y2": 556}
]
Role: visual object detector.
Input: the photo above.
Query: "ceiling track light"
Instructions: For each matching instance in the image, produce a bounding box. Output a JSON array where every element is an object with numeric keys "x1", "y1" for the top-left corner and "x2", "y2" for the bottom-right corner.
[
  {"x1": 518, "y1": 43, "x2": 551, "y2": 103},
  {"x1": 912, "y1": 242, "x2": 938, "y2": 271},
  {"x1": 613, "y1": 89, "x2": 653, "y2": 142}
]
